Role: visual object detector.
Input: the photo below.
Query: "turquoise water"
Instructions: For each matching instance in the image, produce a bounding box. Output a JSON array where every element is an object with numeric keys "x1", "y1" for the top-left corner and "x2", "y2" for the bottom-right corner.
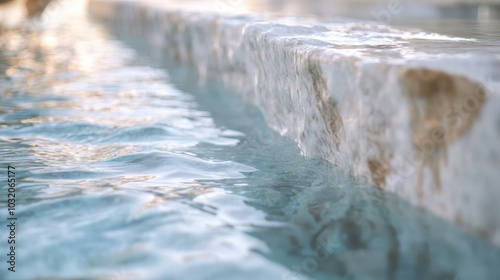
[{"x1": 1, "y1": 16, "x2": 500, "y2": 280}]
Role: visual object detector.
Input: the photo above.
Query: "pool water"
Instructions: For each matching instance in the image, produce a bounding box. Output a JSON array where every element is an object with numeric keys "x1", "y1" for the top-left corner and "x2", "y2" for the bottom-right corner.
[{"x1": 0, "y1": 13, "x2": 499, "y2": 280}]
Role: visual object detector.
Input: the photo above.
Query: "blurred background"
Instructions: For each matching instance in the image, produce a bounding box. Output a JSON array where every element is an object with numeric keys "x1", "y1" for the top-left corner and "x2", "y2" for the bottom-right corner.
[
  {"x1": 239, "y1": 0, "x2": 500, "y2": 39},
  {"x1": 244, "y1": 0, "x2": 500, "y2": 20},
  {"x1": 1, "y1": 0, "x2": 499, "y2": 38}
]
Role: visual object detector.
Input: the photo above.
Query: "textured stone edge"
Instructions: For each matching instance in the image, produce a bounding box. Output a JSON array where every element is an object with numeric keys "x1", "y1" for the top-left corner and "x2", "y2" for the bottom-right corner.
[{"x1": 88, "y1": 0, "x2": 500, "y2": 245}]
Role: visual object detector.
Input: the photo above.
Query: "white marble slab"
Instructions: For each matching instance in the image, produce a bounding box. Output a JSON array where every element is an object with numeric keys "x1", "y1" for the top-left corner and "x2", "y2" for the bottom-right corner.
[{"x1": 88, "y1": 0, "x2": 500, "y2": 245}]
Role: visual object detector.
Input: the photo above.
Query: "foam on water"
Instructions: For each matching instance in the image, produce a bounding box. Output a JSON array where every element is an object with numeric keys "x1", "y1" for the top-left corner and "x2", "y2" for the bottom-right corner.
[{"x1": 0, "y1": 7, "x2": 499, "y2": 280}]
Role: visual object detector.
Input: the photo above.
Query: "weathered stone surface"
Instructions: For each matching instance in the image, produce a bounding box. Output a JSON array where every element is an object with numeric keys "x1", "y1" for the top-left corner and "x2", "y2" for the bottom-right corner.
[{"x1": 88, "y1": 0, "x2": 500, "y2": 244}]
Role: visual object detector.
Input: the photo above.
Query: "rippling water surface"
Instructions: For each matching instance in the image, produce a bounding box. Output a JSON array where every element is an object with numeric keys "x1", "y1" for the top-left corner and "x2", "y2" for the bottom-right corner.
[{"x1": 0, "y1": 13, "x2": 499, "y2": 280}]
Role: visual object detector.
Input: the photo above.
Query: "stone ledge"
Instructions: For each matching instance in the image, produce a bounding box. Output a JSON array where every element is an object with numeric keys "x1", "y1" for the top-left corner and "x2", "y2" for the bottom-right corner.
[{"x1": 88, "y1": 0, "x2": 500, "y2": 245}]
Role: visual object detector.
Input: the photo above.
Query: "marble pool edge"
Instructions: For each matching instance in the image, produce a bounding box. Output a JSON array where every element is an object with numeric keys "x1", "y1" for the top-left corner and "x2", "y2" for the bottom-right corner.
[{"x1": 88, "y1": 0, "x2": 500, "y2": 245}]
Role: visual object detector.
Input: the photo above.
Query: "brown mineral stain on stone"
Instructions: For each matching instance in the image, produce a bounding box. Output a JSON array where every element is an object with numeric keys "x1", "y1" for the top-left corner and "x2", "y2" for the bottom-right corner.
[
  {"x1": 365, "y1": 140, "x2": 393, "y2": 188},
  {"x1": 400, "y1": 68, "x2": 486, "y2": 199},
  {"x1": 368, "y1": 159, "x2": 389, "y2": 186},
  {"x1": 359, "y1": 66, "x2": 394, "y2": 188},
  {"x1": 307, "y1": 53, "x2": 343, "y2": 150}
]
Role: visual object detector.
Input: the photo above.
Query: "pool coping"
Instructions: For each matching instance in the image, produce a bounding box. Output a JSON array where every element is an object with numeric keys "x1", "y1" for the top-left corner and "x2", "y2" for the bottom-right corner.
[{"x1": 88, "y1": 0, "x2": 500, "y2": 245}]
